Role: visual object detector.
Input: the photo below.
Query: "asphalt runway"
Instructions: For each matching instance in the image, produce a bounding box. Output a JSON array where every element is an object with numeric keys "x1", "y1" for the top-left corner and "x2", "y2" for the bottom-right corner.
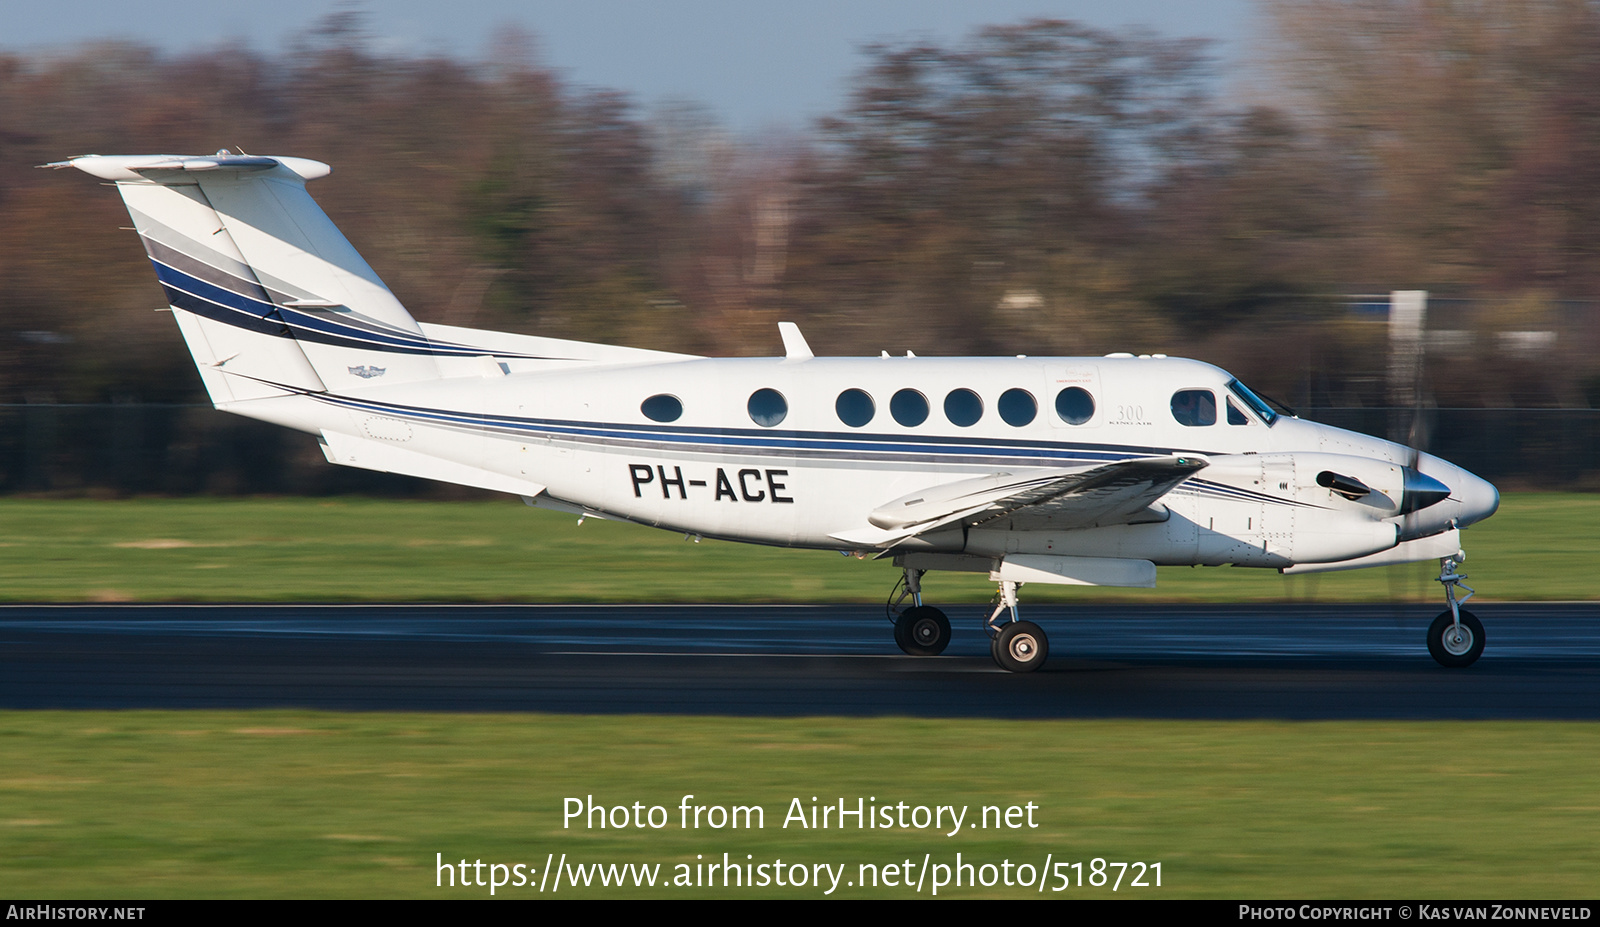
[{"x1": 2, "y1": 603, "x2": 1598, "y2": 719}]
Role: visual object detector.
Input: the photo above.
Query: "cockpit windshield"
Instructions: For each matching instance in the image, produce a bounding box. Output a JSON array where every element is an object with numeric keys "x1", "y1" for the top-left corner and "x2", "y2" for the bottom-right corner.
[{"x1": 1226, "y1": 379, "x2": 1278, "y2": 426}]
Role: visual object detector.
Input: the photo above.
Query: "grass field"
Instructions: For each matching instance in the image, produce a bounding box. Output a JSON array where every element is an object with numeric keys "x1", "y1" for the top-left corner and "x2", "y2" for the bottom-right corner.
[
  {"x1": 2, "y1": 711, "x2": 1598, "y2": 899},
  {"x1": 2, "y1": 494, "x2": 1596, "y2": 899},
  {"x1": 0, "y1": 491, "x2": 1595, "y2": 603}
]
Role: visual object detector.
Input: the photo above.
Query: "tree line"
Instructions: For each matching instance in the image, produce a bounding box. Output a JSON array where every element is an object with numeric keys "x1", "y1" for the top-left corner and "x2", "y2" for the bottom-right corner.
[{"x1": 2, "y1": 3, "x2": 1598, "y2": 412}]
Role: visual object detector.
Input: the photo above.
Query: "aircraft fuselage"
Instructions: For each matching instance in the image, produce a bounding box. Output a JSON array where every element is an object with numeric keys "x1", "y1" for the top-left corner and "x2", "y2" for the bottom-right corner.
[{"x1": 234, "y1": 352, "x2": 1498, "y2": 572}]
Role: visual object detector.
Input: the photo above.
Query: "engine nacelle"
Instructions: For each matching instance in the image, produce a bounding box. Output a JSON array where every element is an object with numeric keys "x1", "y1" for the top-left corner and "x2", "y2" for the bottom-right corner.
[
  {"x1": 1285, "y1": 510, "x2": 1399, "y2": 564},
  {"x1": 1208, "y1": 452, "x2": 1410, "y2": 512},
  {"x1": 1193, "y1": 453, "x2": 1406, "y2": 565}
]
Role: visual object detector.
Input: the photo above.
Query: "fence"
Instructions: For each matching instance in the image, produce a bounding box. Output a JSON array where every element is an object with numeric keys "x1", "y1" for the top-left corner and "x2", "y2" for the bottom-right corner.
[
  {"x1": 1306, "y1": 408, "x2": 1600, "y2": 489},
  {"x1": 0, "y1": 404, "x2": 429, "y2": 496},
  {"x1": 0, "y1": 404, "x2": 1595, "y2": 495}
]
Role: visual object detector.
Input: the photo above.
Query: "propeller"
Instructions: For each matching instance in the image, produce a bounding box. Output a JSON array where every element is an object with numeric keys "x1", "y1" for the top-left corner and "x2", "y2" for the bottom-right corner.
[
  {"x1": 1395, "y1": 303, "x2": 1448, "y2": 530},
  {"x1": 1405, "y1": 386, "x2": 1428, "y2": 470}
]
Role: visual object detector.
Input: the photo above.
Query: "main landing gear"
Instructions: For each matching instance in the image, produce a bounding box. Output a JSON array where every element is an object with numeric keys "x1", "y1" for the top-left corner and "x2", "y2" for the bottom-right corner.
[
  {"x1": 886, "y1": 569, "x2": 951, "y2": 656},
  {"x1": 1429, "y1": 555, "x2": 1484, "y2": 668},
  {"x1": 984, "y1": 579, "x2": 1048, "y2": 673},
  {"x1": 887, "y1": 569, "x2": 1048, "y2": 673}
]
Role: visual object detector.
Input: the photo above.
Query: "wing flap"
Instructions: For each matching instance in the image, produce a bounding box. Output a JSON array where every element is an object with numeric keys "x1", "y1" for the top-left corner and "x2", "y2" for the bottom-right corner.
[{"x1": 835, "y1": 455, "x2": 1207, "y2": 548}]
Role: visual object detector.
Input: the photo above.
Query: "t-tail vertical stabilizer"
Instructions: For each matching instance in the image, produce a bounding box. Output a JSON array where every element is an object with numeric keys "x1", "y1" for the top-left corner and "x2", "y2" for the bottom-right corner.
[{"x1": 49, "y1": 153, "x2": 441, "y2": 405}]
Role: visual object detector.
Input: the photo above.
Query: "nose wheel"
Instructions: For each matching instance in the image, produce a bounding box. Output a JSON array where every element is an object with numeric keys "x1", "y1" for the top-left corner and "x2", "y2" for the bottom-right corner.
[
  {"x1": 1429, "y1": 555, "x2": 1484, "y2": 667},
  {"x1": 1428, "y1": 609, "x2": 1484, "y2": 668}
]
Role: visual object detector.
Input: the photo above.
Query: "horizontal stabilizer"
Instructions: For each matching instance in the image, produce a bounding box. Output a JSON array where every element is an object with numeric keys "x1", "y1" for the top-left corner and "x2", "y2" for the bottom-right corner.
[
  {"x1": 43, "y1": 153, "x2": 330, "y2": 182},
  {"x1": 417, "y1": 321, "x2": 699, "y2": 369}
]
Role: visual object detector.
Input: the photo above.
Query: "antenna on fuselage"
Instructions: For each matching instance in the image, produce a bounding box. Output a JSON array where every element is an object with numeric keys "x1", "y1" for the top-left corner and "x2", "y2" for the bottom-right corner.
[{"x1": 778, "y1": 321, "x2": 813, "y2": 360}]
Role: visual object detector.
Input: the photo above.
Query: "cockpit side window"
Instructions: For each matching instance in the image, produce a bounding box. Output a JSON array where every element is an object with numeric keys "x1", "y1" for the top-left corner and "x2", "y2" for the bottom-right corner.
[
  {"x1": 1171, "y1": 389, "x2": 1216, "y2": 426},
  {"x1": 1227, "y1": 399, "x2": 1249, "y2": 425},
  {"x1": 1226, "y1": 378, "x2": 1279, "y2": 426}
]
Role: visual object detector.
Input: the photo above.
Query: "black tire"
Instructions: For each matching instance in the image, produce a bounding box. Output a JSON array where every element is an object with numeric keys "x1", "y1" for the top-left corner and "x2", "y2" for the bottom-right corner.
[
  {"x1": 993, "y1": 620, "x2": 1049, "y2": 673},
  {"x1": 895, "y1": 606, "x2": 951, "y2": 656},
  {"x1": 1427, "y1": 609, "x2": 1485, "y2": 668}
]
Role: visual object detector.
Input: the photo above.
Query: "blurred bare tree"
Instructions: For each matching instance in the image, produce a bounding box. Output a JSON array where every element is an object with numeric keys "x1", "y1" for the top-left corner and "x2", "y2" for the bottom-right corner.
[
  {"x1": 781, "y1": 20, "x2": 1217, "y2": 356},
  {"x1": 1, "y1": 9, "x2": 1597, "y2": 415},
  {"x1": 1263, "y1": 0, "x2": 1600, "y2": 294}
]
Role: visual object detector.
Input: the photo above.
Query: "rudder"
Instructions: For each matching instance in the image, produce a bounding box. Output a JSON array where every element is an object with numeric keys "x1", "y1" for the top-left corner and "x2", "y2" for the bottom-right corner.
[{"x1": 54, "y1": 153, "x2": 440, "y2": 404}]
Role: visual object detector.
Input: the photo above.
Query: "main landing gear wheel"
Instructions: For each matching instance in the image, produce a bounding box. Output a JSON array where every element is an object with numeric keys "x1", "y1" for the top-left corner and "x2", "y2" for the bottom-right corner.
[
  {"x1": 993, "y1": 620, "x2": 1049, "y2": 674},
  {"x1": 887, "y1": 568, "x2": 949, "y2": 656},
  {"x1": 1428, "y1": 608, "x2": 1484, "y2": 668},
  {"x1": 895, "y1": 606, "x2": 951, "y2": 656},
  {"x1": 981, "y1": 578, "x2": 1049, "y2": 673}
]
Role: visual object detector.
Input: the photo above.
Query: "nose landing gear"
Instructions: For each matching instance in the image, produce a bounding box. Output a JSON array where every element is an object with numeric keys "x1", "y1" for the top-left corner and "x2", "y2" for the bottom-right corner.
[{"x1": 1429, "y1": 556, "x2": 1484, "y2": 668}]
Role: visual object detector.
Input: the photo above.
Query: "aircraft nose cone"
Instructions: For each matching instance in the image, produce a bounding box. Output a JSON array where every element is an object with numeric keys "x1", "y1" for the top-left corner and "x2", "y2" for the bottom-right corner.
[
  {"x1": 1415, "y1": 454, "x2": 1500, "y2": 529},
  {"x1": 1454, "y1": 470, "x2": 1500, "y2": 528}
]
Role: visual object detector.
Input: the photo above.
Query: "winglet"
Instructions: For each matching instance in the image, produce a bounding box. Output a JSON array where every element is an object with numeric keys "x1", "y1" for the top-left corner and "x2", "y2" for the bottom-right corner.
[{"x1": 778, "y1": 321, "x2": 813, "y2": 360}]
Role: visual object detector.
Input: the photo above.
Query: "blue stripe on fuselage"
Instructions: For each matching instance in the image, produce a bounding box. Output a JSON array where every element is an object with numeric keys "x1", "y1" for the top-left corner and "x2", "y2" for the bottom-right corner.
[
  {"x1": 310, "y1": 394, "x2": 1313, "y2": 506},
  {"x1": 311, "y1": 390, "x2": 1217, "y2": 467}
]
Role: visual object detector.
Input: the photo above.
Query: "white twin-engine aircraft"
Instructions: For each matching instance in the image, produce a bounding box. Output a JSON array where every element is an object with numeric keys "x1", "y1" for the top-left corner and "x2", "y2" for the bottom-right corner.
[{"x1": 51, "y1": 152, "x2": 1501, "y2": 672}]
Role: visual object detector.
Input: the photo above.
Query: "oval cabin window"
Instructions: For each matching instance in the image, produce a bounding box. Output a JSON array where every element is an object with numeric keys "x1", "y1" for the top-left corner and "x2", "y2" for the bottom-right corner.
[
  {"x1": 640, "y1": 394, "x2": 683, "y2": 423},
  {"x1": 944, "y1": 389, "x2": 983, "y2": 427},
  {"x1": 1055, "y1": 387, "x2": 1095, "y2": 425},
  {"x1": 890, "y1": 389, "x2": 929, "y2": 427},
  {"x1": 747, "y1": 388, "x2": 788, "y2": 427},
  {"x1": 835, "y1": 388, "x2": 875, "y2": 428},
  {"x1": 998, "y1": 388, "x2": 1037, "y2": 426}
]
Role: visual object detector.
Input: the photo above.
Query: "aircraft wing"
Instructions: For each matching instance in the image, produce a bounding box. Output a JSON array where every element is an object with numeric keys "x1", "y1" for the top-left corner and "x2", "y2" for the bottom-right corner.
[{"x1": 829, "y1": 455, "x2": 1207, "y2": 548}]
